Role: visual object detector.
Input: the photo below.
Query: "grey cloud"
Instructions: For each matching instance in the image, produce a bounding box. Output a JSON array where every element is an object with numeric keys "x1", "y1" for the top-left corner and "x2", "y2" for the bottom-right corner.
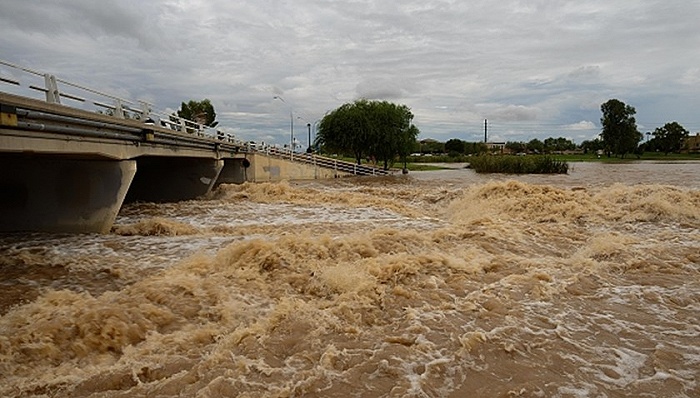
[
  {"x1": 483, "y1": 104, "x2": 540, "y2": 122},
  {"x1": 1, "y1": 0, "x2": 699, "y2": 144},
  {"x1": 1, "y1": 0, "x2": 163, "y2": 50},
  {"x1": 355, "y1": 78, "x2": 407, "y2": 100}
]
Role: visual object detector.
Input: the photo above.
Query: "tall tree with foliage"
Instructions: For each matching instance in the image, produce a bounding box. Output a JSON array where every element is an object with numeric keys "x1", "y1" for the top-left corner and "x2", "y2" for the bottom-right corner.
[
  {"x1": 599, "y1": 99, "x2": 642, "y2": 158},
  {"x1": 177, "y1": 99, "x2": 218, "y2": 127},
  {"x1": 316, "y1": 99, "x2": 419, "y2": 169},
  {"x1": 653, "y1": 121, "x2": 689, "y2": 154},
  {"x1": 316, "y1": 101, "x2": 370, "y2": 164}
]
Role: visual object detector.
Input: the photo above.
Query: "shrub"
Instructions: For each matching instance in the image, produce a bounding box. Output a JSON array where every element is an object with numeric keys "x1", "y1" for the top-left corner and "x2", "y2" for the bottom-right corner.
[{"x1": 468, "y1": 155, "x2": 568, "y2": 174}]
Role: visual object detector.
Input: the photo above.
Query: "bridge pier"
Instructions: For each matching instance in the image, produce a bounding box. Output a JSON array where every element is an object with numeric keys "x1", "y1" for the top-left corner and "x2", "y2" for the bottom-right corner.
[
  {"x1": 125, "y1": 157, "x2": 224, "y2": 202},
  {"x1": 215, "y1": 158, "x2": 249, "y2": 185},
  {"x1": 0, "y1": 155, "x2": 136, "y2": 233}
]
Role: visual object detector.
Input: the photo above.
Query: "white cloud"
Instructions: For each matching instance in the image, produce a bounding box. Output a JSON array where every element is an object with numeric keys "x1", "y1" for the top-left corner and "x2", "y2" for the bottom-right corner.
[{"x1": 565, "y1": 121, "x2": 597, "y2": 131}]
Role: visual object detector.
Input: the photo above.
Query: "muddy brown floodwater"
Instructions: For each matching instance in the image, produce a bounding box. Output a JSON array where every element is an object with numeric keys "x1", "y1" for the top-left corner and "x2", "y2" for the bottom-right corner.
[{"x1": 1, "y1": 161, "x2": 698, "y2": 397}]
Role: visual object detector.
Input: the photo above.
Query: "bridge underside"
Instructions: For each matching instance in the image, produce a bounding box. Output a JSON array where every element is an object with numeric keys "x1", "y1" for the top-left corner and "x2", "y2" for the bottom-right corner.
[
  {"x1": 0, "y1": 154, "x2": 136, "y2": 233},
  {"x1": 125, "y1": 157, "x2": 223, "y2": 203},
  {"x1": 0, "y1": 154, "x2": 228, "y2": 233}
]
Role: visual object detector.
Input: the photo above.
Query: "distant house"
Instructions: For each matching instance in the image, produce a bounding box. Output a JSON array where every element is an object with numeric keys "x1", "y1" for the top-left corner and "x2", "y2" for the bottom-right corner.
[
  {"x1": 486, "y1": 142, "x2": 506, "y2": 154},
  {"x1": 683, "y1": 133, "x2": 700, "y2": 153}
]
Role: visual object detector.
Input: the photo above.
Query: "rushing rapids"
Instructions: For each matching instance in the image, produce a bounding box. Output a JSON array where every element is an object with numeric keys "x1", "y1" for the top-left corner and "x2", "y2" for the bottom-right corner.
[{"x1": 1, "y1": 162, "x2": 699, "y2": 397}]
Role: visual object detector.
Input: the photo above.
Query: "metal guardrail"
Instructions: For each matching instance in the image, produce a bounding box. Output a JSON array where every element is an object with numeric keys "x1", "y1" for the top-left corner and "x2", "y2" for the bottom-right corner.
[
  {"x1": 0, "y1": 92, "x2": 244, "y2": 156},
  {"x1": 0, "y1": 59, "x2": 238, "y2": 144},
  {"x1": 250, "y1": 145, "x2": 391, "y2": 176}
]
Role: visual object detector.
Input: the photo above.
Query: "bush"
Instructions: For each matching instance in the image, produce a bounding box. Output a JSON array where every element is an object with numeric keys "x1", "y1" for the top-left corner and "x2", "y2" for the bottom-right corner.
[{"x1": 468, "y1": 155, "x2": 568, "y2": 174}]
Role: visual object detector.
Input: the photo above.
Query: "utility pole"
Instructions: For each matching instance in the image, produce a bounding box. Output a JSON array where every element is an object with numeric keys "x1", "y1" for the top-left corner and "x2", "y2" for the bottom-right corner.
[{"x1": 484, "y1": 119, "x2": 488, "y2": 143}]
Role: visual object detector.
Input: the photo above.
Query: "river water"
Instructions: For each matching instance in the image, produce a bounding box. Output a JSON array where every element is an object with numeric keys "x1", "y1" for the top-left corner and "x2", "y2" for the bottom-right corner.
[{"x1": 1, "y1": 161, "x2": 698, "y2": 397}]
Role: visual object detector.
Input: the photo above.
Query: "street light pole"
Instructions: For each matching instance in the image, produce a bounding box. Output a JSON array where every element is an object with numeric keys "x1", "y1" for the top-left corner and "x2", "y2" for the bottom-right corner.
[
  {"x1": 290, "y1": 111, "x2": 294, "y2": 155},
  {"x1": 273, "y1": 96, "x2": 294, "y2": 160},
  {"x1": 306, "y1": 123, "x2": 311, "y2": 153}
]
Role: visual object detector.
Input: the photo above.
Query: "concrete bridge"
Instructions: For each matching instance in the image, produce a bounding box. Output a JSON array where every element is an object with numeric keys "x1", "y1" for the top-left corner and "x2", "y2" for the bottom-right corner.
[{"x1": 0, "y1": 61, "x2": 389, "y2": 233}]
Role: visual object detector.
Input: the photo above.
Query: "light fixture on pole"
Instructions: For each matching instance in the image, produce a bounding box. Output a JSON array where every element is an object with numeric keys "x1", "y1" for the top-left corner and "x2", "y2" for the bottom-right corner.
[{"x1": 273, "y1": 96, "x2": 294, "y2": 159}]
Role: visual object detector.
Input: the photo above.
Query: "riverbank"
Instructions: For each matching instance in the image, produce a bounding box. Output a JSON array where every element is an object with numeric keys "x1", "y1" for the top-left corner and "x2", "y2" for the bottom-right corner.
[{"x1": 403, "y1": 153, "x2": 700, "y2": 171}]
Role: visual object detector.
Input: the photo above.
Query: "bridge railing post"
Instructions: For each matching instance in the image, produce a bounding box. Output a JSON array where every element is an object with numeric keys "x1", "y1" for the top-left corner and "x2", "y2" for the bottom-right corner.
[
  {"x1": 139, "y1": 101, "x2": 152, "y2": 120},
  {"x1": 43, "y1": 74, "x2": 61, "y2": 104},
  {"x1": 113, "y1": 99, "x2": 125, "y2": 118}
]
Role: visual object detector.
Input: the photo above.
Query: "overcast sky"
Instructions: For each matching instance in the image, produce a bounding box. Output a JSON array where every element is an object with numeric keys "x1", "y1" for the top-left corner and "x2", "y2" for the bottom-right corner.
[{"x1": 1, "y1": 0, "x2": 699, "y2": 146}]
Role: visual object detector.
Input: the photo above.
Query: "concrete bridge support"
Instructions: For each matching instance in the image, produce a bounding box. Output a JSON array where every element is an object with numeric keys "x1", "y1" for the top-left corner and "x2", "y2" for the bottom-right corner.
[
  {"x1": 0, "y1": 155, "x2": 136, "y2": 233},
  {"x1": 125, "y1": 157, "x2": 224, "y2": 202},
  {"x1": 215, "y1": 157, "x2": 249, "y2": 185}
]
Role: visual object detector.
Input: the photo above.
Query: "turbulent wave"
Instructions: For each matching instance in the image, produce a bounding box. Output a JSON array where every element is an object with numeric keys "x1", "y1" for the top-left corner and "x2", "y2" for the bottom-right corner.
[
  {"x1": 1, "y1": 177, "x2": 698, "y2": 397},
  {"x1": 112, "y1": 217, "x2": 200, "y2": 236}
]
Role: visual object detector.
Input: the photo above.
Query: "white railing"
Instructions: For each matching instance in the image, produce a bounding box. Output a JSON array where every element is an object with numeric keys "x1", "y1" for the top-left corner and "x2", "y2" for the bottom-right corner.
[
  {"x1": 246, "y1": 143, "x2": 390, "y2": 176},
  {"x1": 0, "y1": 59, "x2": 240, "y2": 145}
]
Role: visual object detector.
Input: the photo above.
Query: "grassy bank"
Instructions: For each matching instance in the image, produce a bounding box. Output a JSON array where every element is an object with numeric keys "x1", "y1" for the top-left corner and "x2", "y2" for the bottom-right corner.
[{"x1": 468, "y1": 155, "x2": 569, "y2": 174}]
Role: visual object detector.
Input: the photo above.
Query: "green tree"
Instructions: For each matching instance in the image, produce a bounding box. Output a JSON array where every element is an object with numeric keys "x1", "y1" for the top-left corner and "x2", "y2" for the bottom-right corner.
[
  {"x1": 527, "y1": 138, "x2": 544, "y2": 154},
  {"x1": 580, "y1": 138, "x2": 604, "y2": 154},
  {"x1": 368, "y1": 101, "x2": 419, "y2": 169},
  {"x1": 543, "y1": 137, "x2": 576, "y2": 152},
  {"x1": 600, "y1": 99, "x2": 641, "y2": 158},
  {"x1": 465, "y1": 141, "x2": 488, "y2": 155},
  {"x1": 505, "y1": 141, "x2": 526, "y2": 153},
  {"x1": 419, "y1": 139, "x2": 445, "y2": 155},
  {"x1": 445, "y1": 138, "x2": 466, "y2": 155},
  {"x1": 653, "y1": 121, "x2": 689, "y2": 154},
  {"x1": 317, "y1": 101, "x2": 368, "y2": 163},
  {"x1": 316, "y1": 99, "x2": 419, "y2": 169},
  {"x1": 177, "y1": 99, "x2": 218, "y2": 127}
]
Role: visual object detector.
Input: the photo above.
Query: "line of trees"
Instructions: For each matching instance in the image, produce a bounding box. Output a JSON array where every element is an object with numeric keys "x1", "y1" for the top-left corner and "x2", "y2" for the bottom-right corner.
[
  {"x1": 429, "y1": 99, "x2": 693, "y2": 158},
  {"x1": 419, "y1": 137, "x2": 578, "y2": 156}
]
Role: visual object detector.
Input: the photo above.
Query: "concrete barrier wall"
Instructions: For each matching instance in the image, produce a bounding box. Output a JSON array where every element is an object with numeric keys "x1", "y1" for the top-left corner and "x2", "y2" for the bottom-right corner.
[{"x1": 246, "y1": 153, "x2": 353, "y2": 182}]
